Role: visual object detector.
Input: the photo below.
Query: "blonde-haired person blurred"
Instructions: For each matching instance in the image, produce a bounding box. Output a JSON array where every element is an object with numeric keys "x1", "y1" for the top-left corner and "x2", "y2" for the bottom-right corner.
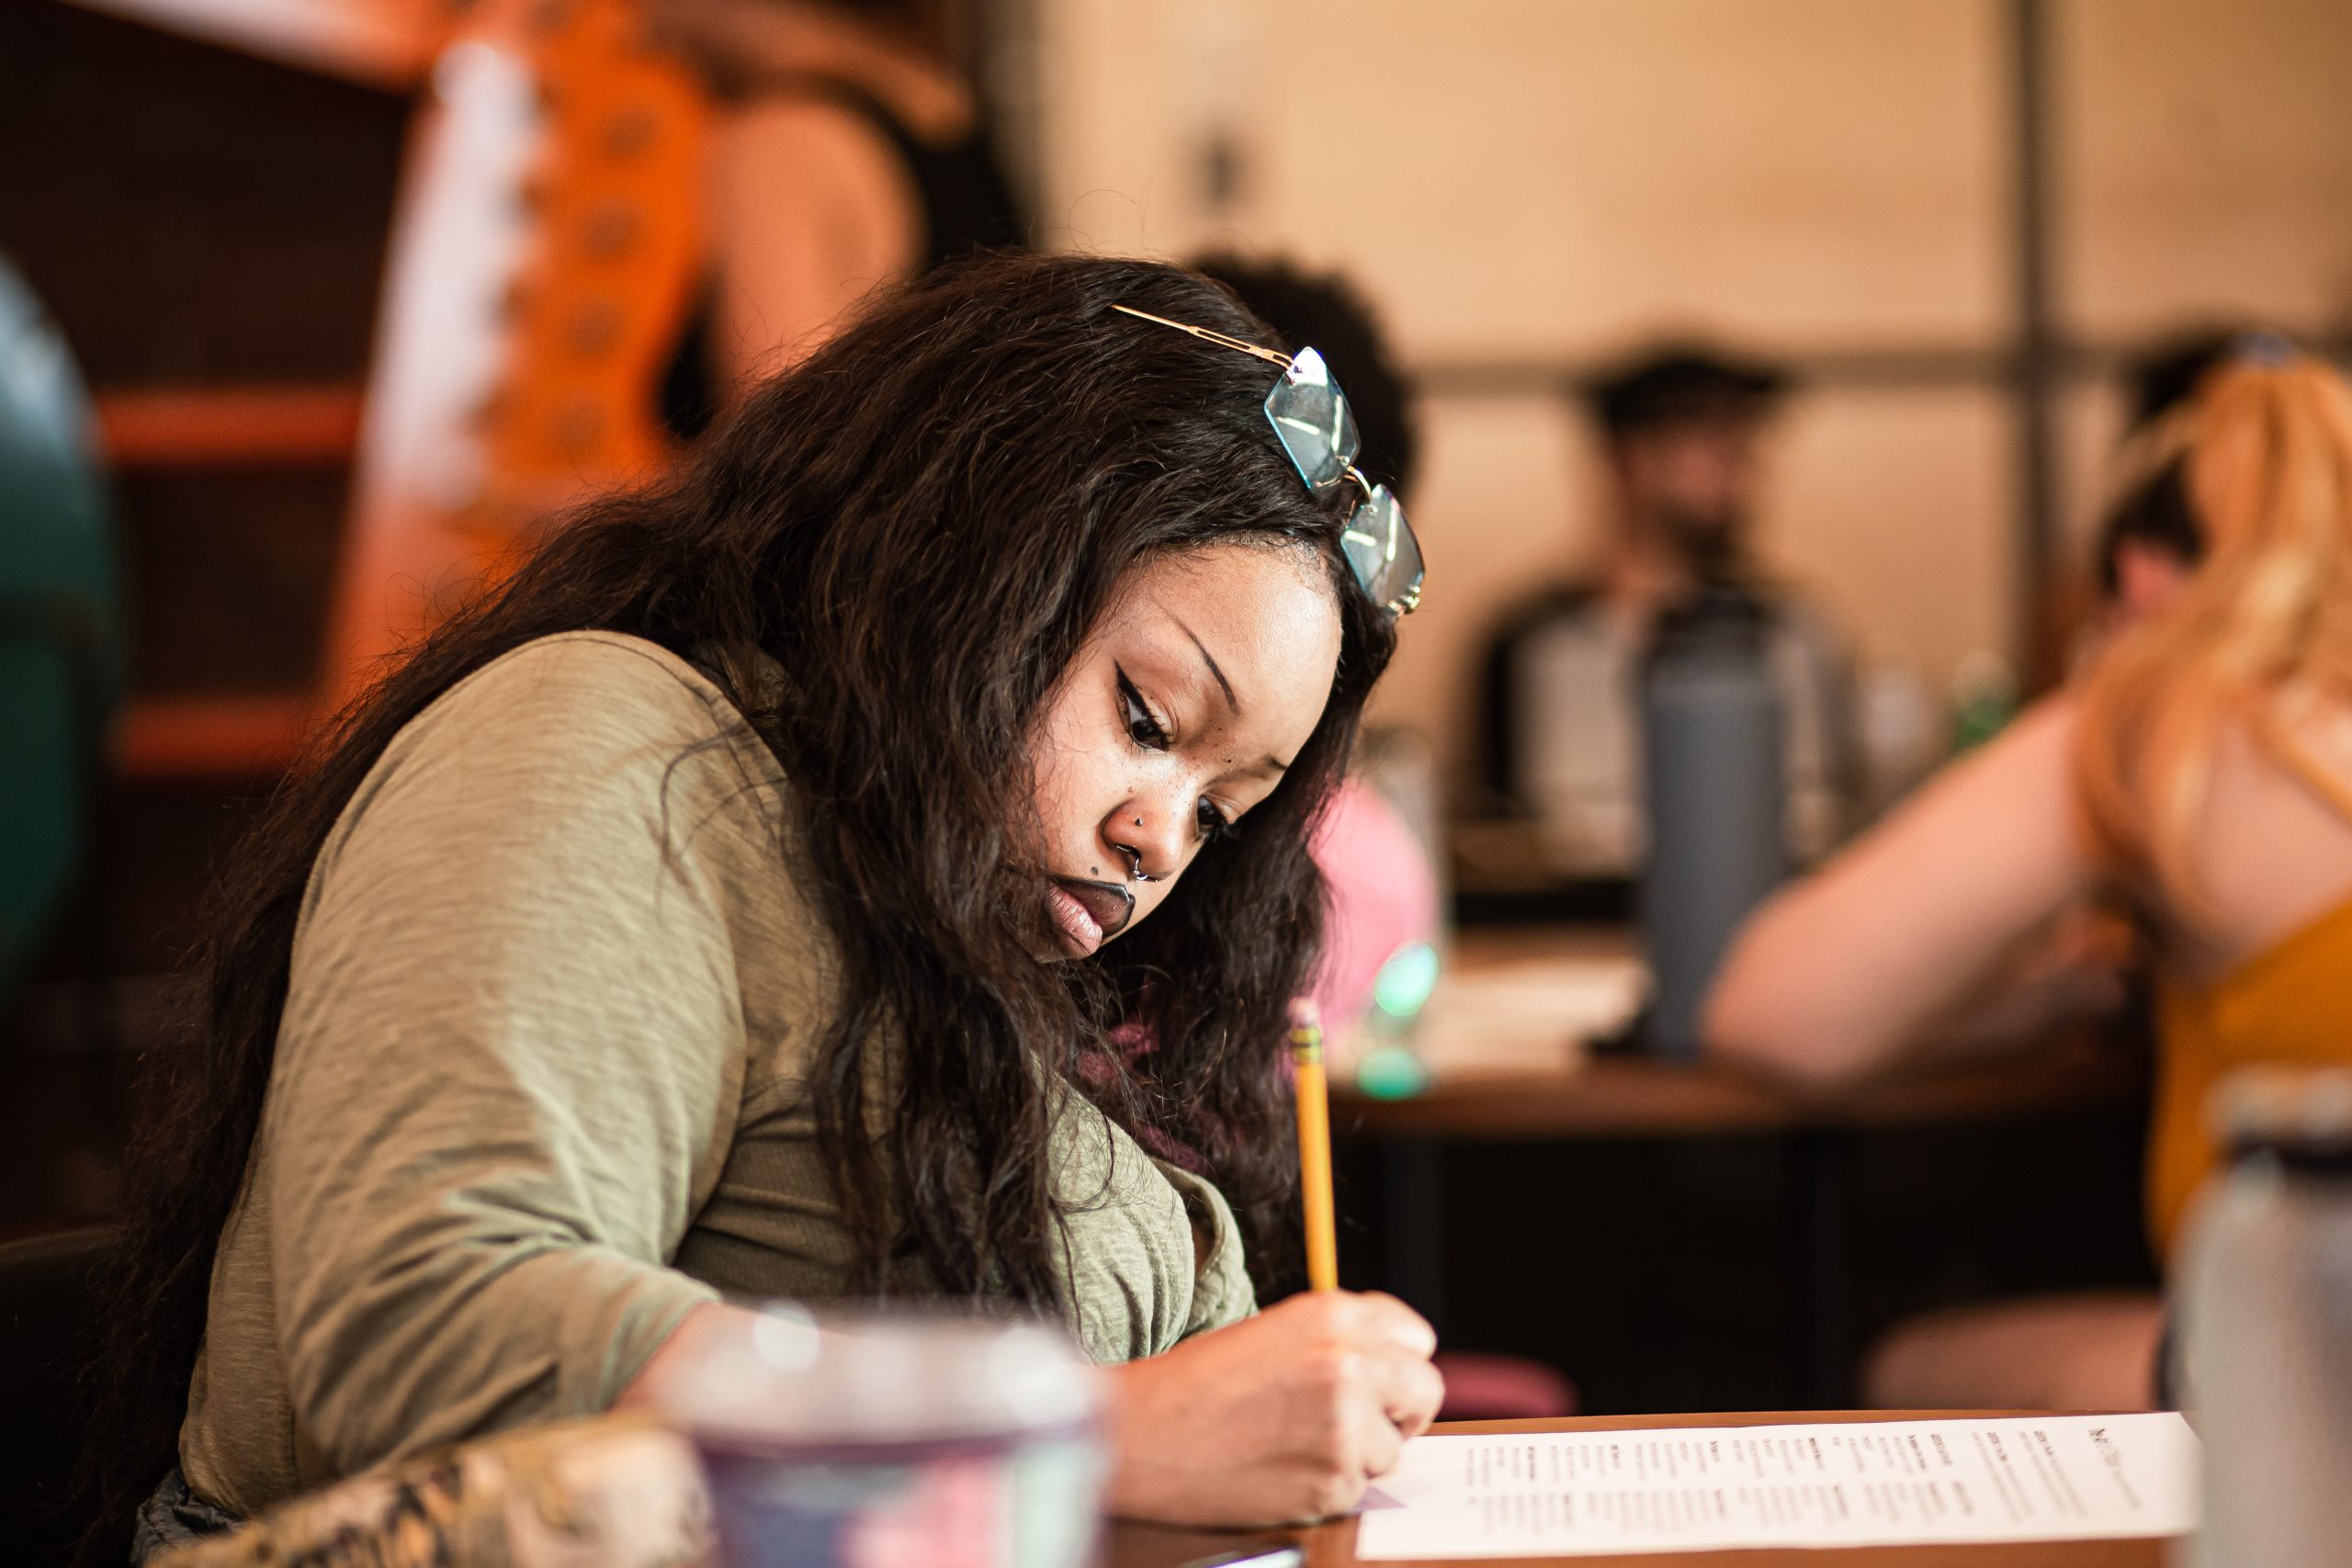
[{"x1": 1705, "y1": 347, "x2": 2352, "y2": 1410}]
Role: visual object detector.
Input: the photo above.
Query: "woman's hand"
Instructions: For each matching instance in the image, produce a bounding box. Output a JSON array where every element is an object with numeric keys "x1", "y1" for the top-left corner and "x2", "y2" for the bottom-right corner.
[{"x1": 1101, "y1": 1291, "x2": 1444, "y2": 1527}]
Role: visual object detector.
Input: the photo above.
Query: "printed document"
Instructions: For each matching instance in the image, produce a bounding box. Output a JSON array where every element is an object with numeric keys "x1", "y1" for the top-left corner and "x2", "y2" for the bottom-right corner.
[{"x1": 1353, "y1": 1414, "x2": 2199, "y2": 1559}]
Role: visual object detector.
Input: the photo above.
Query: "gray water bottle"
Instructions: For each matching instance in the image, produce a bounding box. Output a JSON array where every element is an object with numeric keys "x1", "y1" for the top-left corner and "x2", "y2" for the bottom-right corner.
[
  {"x1": 1640, "y1": 587, "x2": 1787, "y2": 1057},
  {"x1": 2176, "y1": 1066, "x2": 2352, "y2": 1567}
]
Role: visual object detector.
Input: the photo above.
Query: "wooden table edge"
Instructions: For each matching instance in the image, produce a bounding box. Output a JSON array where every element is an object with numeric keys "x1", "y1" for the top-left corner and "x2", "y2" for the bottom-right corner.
[{"x1": 1330, "y1": 1048, "x2": 2148, "y2": 1141}]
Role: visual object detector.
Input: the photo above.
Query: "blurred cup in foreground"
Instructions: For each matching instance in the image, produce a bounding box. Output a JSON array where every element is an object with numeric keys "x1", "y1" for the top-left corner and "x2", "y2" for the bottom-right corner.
[
  {"x1": 656, "y1": 1304, "x2": 1107, "y2": 1568},
  {"x1": 2176, "y1": 1066, "x2": 2352, "y2": 1567}
]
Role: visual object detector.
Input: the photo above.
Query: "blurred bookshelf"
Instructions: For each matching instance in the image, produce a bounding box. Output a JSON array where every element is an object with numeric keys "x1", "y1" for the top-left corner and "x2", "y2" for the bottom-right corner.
[
  {"x1": 94, "y1": 382, "x2": 362, "y2": 470},
  {"x1": 3, "y1": 0, "x2": 405, "y2": 978}
]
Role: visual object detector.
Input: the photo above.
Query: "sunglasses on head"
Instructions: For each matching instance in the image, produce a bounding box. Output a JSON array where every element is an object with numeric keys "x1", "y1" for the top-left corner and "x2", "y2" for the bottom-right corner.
[{"x1": 1113, "y1": 304, "x2": 1425, "y2": 618}]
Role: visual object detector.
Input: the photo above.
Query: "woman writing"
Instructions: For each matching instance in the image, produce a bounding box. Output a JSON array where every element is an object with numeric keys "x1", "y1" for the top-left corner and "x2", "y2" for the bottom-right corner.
[
  {"x1": 91, "y1": 254, "x2": 1441, "y2": 1559},
  {"x1": 1706, "y1": 349, "x2": 2352, "y2": 1405}
]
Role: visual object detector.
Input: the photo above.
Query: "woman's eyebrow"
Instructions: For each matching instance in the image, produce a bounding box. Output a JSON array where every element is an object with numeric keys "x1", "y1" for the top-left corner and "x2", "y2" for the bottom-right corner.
[{"x1": 1174, "y1": 618, "x2": 1240, "y2": 715}]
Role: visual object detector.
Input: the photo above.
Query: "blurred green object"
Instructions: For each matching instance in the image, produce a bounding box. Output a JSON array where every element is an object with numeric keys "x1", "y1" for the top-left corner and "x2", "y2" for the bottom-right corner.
[
  {"x1": 1353, "y1": 941, "x2": 1442, "y2": 1100},
  {"x1": 1354, "y1": 1041, "x2": 1430, "y2": 1101},
  {"x1": 0, "y1": 255, "x2": 123, "y2": 998},
  {"x1": 1371, "y1": 940, "x2": 1441, "y2": 1021},
  {"x1": 1948, "y1": 649, "x2": 2018, "y2": 754}
]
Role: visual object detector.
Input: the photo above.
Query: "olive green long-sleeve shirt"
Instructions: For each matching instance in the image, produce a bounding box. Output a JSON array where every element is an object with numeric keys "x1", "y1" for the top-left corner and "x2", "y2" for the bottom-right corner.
[{"x1": 179, "y1": 631, "x2": 1254, "y2": 1518}]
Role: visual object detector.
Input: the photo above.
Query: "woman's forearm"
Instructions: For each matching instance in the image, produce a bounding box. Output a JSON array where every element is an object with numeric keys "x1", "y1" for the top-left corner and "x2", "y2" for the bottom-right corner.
[
  {"x1": 1705, "y1": 697, "x2": 2097, "y2": 1086},
  {"x1": 620, "y1": 1292, "x2": 1442, "y2": 1530}
]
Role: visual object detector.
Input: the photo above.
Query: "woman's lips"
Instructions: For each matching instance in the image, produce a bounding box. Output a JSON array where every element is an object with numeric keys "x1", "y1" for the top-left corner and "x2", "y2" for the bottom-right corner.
[{"x1": 1047, "y1": 878, "x2": 1134, "y2": 957}]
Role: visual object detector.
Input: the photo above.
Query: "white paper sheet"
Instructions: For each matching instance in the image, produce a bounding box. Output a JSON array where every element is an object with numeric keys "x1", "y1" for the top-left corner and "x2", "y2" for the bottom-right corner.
[{"x1": 1353, "y1": 1414, "x2": 2199, "y2": 1559}]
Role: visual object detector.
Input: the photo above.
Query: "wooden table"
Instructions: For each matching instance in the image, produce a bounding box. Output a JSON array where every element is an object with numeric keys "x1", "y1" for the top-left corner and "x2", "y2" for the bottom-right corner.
[
  {"x1": 1331, "y1": 925, "x2": 2143, "y2": 1140},
  {"x1": 1329, "y1": 929, "x2": 2149, "y2": 1404},
  {"x1": 1334, "y1": 1041, "x2": 2144, "y2": 1143},
  {"x1": 1104, "y1": 1413, "x2": 2170, "y2": 1568}
]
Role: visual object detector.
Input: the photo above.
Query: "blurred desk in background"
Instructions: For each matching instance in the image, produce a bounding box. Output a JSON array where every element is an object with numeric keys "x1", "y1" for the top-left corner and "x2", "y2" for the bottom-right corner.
[
  {"x1": 1334, "y1": 928, "x2": 2149, "y2": 1406},
  {"x1": 1339, "y1": 1027, "x2": 2143, "y2": 1142},
  {"x1": 1105, "y1": 1412, "x2": 2169, "y2": 1568}
]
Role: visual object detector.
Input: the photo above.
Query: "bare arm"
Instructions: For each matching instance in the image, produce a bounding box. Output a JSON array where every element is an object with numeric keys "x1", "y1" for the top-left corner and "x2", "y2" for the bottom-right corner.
[
  {"x1": 707, "y1": 98, "x2": 922, "y2": 390},
  {"x1": 1703, "y1": 695, "x2": 2100, "y2": 1086}
]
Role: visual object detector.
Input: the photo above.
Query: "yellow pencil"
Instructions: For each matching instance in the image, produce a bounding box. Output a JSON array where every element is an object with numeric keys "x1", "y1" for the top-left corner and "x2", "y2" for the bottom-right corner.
[{"x1": 1290, "y1": 998, "x2": 1339, "y2": 1292}]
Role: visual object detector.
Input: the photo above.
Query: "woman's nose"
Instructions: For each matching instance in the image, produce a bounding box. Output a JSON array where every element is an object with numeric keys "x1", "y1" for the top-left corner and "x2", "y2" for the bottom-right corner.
[{"x1": 1107, "y1": 802, "x2": 1184, "y2": 884}]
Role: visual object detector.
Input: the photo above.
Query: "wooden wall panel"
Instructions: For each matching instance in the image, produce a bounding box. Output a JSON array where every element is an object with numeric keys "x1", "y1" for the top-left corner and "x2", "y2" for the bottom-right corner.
[
  {"x1": 2057, "y1": 0, "x2": 2352, "y2": 339},
  {"x1": 1039, "y1": 0, "x2": 2008, "y2": 360}
]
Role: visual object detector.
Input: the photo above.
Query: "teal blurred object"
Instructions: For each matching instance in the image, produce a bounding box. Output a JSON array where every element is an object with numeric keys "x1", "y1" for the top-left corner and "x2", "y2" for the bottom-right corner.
[
  {"x1": 1353, "y1": 1041, "x2": 1430, "y2": 1101},
  {"x1": 1371, "y1": 940, "x2": 1441, "y2": 1021},
  {"x1": 1353, "y1": 941, "x2": 1441, "y2": 1101},
  {"x1": 0, "y1": 255, "x2": 123, "y2": 998}
]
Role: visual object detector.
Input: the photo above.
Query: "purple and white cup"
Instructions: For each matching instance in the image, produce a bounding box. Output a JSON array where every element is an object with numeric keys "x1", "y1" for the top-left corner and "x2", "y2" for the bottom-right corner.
[{"x1": 657, "y1": 1305, "x2": 1107, "y2": 1568}]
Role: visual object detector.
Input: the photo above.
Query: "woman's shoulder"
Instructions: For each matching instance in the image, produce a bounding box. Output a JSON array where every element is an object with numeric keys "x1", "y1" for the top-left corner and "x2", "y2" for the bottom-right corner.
[
  {"x1": 719, "y1": 92, "x2": 920, "y2": 206},
  {"x1": 306, "y1": 632, "x2": 804, "y2": 953},
  {"x1": 359, "y1": 632, "x2": 788, "y2": 839},
  {"x1": 1048, "y1": 1094, "x2": 1256, "y2": 1361},
  {"x1": 420, "y1": 631, "x2": 757, "y2": 753}
]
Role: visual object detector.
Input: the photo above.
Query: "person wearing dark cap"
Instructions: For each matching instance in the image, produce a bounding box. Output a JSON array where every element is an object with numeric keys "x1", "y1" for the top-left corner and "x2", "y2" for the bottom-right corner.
[{"x1": 1477, "y1": 344, "x2": 1860, "y2": 881}]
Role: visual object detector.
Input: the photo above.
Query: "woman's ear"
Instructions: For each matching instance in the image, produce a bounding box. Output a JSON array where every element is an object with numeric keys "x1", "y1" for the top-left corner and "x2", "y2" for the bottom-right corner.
[{"x1": 2112, "y1": 540, "x2": 2195, "y2": 623}]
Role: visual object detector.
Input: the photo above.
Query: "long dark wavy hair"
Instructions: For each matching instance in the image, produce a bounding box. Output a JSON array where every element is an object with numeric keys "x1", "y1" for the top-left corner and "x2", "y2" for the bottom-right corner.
[{"x1": 77, "y1": 252, "x2": 1396, "y2": 1557}]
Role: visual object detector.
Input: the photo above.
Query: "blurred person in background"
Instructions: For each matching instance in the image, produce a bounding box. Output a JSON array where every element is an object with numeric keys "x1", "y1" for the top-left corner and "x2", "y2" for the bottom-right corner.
[
  {"x1": 1191, "y1": 254, "x2": 1439, "y2": 1040},
  {"x1": 1192, "y1": 256, "x2": 1419, "y2": 513},
  {"x1": 2095, "y1": 446, "x2": 2202, "y2": 630},
  {"x1": 652, "y1": 0, "x2": 1025, "y2": 441},
  {"x1": 2086, "y1": 330, "x2": 2277, "y2": 634},
  {"x1": 2128, "y1": 328, "x2": 2261, "y2": 434},
  {"x1": 1477, "y1": 346, "x2": 1860, "y2": 880},
  {"x1": 1705, "y1": 347, "x2": 2352, "y2": 1410},
  {"x1": 2055, "y1": 329, "x2": 2256, "y2": 672}
]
